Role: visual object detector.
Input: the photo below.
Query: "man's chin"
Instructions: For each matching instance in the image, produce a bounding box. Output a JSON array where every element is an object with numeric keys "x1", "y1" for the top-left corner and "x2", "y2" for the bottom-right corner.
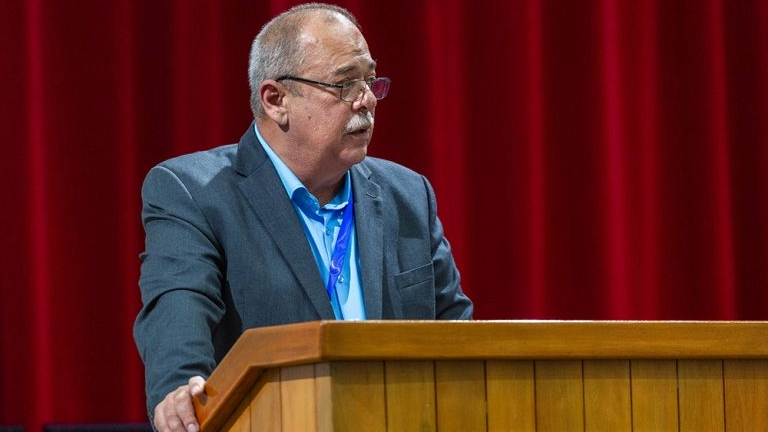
[{"x1": 342, "y1": 145, "x2": 369, "y2": 166}]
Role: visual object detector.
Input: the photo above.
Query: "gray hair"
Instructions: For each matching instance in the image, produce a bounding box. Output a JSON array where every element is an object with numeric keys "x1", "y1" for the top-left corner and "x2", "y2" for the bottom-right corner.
[{"x1": 248, "y1": 3, "x2": 361, "y2": 118}]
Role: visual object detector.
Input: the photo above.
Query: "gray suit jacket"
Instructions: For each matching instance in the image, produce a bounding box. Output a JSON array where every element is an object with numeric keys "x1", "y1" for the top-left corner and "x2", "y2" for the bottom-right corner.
[{"x1": 134, "y1": 125, "x2": 473, "y2": 415}]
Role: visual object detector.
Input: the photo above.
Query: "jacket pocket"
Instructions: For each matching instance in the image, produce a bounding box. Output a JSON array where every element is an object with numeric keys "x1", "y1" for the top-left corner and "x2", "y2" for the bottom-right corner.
[
  {"x1": 394, "y1": 262, "x2": 434, "y2": 289},
  {"x1": 394, "y1": 263, "x2": 435, "y2": 318}
]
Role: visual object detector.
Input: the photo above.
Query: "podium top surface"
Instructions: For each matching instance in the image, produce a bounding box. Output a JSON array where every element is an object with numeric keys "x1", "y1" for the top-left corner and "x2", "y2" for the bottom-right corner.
[{"x1": 221, "y1": 319, "x2": 768, "y2": 365}]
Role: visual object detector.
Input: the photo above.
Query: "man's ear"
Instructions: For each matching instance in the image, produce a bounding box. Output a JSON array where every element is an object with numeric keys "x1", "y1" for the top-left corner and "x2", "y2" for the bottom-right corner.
[{"x1": 260, "y1": 80, "x2": 289, "y2": 126}]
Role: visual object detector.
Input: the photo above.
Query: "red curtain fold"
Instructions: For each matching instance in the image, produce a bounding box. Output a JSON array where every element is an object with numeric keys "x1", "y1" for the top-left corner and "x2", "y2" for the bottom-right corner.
[{"x1": 2, "y1": 0, "x2": 767, "y2": 430}]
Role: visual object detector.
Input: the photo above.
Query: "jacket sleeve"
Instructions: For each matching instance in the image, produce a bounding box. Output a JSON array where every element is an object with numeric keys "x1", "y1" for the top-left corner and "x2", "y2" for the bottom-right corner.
[
  {"x1": 422, "y1": 175, "x2": 474, "y2": 320},
  {"x1": 133, "y1": 164, "x2": 226, "y2": 418}
]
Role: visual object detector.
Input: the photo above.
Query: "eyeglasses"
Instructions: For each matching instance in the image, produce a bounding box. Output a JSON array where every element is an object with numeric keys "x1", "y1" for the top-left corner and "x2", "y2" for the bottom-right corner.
[{"x1": 275, "y1": 75, "x2": 391, "y2": 102}]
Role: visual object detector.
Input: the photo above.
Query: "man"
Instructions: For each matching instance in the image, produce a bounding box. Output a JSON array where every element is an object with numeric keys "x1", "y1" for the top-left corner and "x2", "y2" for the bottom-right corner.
[{"x1": 134, "y1": 3, "x2": 473, "y2": 432}]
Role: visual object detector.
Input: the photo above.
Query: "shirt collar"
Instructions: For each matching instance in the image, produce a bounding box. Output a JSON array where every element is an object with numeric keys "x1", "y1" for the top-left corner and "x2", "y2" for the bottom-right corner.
[{"x1": 253, "y1": 123, "x2": 351, "y2": 212}]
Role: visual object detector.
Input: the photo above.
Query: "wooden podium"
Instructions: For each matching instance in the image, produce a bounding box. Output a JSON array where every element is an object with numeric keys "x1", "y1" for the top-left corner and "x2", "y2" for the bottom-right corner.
[{"x1": 194, "y1": 320, "x2": 768, "y2": 432}]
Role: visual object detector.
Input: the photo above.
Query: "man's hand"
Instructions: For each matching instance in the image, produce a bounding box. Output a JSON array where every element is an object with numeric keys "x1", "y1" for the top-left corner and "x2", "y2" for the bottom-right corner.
[{"x1": 154, "y1": 376, "x2": 206, "y2": 432}]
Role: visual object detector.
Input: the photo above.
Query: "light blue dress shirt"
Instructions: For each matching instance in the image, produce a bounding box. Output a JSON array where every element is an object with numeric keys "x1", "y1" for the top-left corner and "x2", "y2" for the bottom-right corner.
[{"x1": 253, "y1": 124, "x2": 366, "y2": 320}]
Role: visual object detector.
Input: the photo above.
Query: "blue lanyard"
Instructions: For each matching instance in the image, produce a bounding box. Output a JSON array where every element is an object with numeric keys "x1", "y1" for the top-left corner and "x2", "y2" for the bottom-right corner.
[{"x1": 325, "y1": 191, "x2": 354, "y2": 306}]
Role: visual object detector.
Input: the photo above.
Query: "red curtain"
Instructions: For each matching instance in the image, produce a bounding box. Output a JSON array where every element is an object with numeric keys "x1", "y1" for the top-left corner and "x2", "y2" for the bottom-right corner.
[{"x1": 2, "y1": 0, "x2": 767, "y2": 429}]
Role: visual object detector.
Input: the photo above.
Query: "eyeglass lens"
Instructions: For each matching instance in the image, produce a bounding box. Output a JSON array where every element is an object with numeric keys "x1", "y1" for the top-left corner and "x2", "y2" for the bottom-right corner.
[{"x1": 342, "y1": 79, "x2": 390, "y2": 101}]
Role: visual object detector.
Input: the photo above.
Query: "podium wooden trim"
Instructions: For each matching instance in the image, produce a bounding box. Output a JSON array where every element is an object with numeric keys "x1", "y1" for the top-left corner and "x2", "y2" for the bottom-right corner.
[{"x1": 194, "y1": 320, "x2": 768, "y2": 432}]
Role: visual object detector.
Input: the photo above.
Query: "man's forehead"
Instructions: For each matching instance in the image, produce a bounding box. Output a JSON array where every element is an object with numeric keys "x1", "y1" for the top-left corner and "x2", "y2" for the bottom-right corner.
[
  {"x1": 331, "y1": 58, "x2": 377, "y2": 76},
  {"x1": 297, "y1": 15, "x2": 375, "y2": 76}
]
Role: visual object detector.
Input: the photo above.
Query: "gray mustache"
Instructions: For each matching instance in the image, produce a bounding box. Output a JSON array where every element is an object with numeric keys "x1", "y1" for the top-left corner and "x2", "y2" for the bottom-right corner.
[{"x1": 345, "y1": 112, "x2": 374, "y2": 133}]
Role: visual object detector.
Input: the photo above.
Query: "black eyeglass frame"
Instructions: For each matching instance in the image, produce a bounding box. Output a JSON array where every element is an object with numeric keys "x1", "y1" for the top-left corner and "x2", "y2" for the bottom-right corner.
[{"x1": 275, "y1": 75, "x2": 391, "y2": 101}]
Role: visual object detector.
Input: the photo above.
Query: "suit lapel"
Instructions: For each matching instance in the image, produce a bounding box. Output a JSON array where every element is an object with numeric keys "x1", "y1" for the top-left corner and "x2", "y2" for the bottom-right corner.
[
  {"x1": 352, "y1": 163, "x2": 384, "y2": 319},
  {"x1": 234, "y1": 126, "x2": 335, "y2": 319}
]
